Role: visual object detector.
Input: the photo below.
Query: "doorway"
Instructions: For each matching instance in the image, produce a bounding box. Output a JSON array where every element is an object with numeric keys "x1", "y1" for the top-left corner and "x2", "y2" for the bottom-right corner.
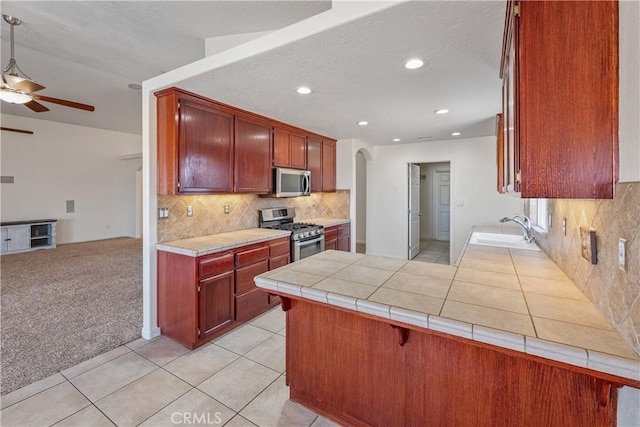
[{"x1": 407, "y1": 162, "x2": 451, "y2": 263}]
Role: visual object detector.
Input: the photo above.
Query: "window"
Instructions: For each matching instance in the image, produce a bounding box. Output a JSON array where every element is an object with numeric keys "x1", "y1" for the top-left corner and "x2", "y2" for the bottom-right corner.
[{"x1": 529, "y1": 198, "x2": 548, "y2": 232}]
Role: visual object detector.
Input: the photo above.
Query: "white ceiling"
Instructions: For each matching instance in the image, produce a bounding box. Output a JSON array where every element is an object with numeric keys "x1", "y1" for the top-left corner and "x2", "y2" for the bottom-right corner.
[{"x1": 0, "y1": 1, "x2": 505, "y2": 146}]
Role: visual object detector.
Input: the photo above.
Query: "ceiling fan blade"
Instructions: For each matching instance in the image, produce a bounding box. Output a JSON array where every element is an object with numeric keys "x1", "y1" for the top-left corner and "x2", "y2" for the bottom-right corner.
[
  {"x1": 12, "y1": 78, "x2": 45, "y2": 93},
  {"x1": 32, "y1": 94, "x2": 95, "y2": 112},
  {"x1": 1, "y1": 126, "x2": 34, "y2": 134},
  {"x1": 25, "y1": 100, "x2": 50, "y2": 112}
]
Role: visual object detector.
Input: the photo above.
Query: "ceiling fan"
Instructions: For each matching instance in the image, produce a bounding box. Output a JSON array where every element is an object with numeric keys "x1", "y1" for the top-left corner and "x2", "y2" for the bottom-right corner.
[{"x1": 1, "y1": 14, "x2": 95, "y2": 113}]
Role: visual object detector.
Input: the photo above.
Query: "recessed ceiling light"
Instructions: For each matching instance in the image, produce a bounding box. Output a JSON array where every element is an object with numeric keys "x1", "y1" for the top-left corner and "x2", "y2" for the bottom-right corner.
[
  {"x1": 357, "y1": 121, "x2": 369, "y2": 126},
  {"x1": 128, "y1": 83, "x2": 142, "y2": 90},
  {"x1": 404, "y1": 58, "x2": 425, "y2": 70},
  {"x1": 451, "y1": 132, "x2": 462, "y2": 136},
  {"x1": 296, "y1": 86, "x2": 312, "y2": 95},
  {"x1": 434, "y1": 109, "x2": 449, "y2": 115},
  {"x1": 392, "y1": 138, "x2": 401, "y2": 142}
]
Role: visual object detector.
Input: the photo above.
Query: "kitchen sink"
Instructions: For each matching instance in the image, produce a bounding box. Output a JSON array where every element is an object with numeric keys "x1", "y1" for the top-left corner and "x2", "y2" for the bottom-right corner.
[{"x1": 468, "y1": 231, "x2": 540, "y2": 251}]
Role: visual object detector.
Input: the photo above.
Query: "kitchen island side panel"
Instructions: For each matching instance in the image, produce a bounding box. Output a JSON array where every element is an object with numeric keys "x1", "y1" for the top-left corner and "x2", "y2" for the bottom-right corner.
[{"x1": 285, "y1": 298, "x2": 618, "y2": 427}]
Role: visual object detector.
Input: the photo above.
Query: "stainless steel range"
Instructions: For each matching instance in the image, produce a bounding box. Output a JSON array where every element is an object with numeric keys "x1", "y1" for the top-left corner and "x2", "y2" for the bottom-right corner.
[{"x1": 259, "y1": 207, "x2": 324, "y2": 262}]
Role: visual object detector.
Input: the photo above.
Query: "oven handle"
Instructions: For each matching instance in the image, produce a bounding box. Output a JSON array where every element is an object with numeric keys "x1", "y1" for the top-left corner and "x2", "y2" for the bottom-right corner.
[{"x1": 293, "y1": 235, "x2": 324, "y2": 247}]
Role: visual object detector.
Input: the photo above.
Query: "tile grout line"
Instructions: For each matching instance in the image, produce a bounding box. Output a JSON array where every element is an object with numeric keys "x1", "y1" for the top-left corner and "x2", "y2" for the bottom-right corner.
[{"x1": 509, "y1": 248, "x2": 539, "y2": 341}]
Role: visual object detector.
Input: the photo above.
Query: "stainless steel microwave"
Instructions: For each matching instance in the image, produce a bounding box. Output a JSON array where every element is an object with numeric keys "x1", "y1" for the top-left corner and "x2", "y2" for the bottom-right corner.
[{"x1": 270, "y1": 168, "x2": 311, "y2": 197}]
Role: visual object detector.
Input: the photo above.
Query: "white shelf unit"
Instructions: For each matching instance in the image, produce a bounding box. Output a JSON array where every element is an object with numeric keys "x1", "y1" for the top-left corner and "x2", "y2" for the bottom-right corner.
[{"x1": 1, "y1": 220, "x2": 57, "y2": 255}]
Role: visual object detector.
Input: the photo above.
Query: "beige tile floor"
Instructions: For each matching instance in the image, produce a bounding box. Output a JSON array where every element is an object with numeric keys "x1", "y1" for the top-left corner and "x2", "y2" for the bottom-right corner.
[
  {"x1": 412, "y1": 239, "x2": 450, "y2": 264},
  {"x1": 0, "y1": 309, "x2": 338, "y2": 427},
  {"x1": 356, "y1": 239, "x2": 450, "y2": 265}
]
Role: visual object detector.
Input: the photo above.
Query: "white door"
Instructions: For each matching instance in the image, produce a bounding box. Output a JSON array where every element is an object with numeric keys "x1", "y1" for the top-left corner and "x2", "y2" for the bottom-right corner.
[
  {"x1": 408, "y1": 164, "x2": 421, "y2": 259},
  {"x1": 435, "y1": 171, "x2": 450, "y2": 241}
]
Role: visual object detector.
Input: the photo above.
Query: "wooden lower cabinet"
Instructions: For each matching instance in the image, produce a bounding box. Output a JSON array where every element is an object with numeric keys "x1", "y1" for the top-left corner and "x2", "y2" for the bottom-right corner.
[
  {"x1": 324, "y1": 223, "x2": 350, "y2": 252},
  {"x1": 284, "y1": 298, "x2": 628, "y2": 426},
  {"x1": 158, "y1": 236, "x2": 290, "y2": 349}
]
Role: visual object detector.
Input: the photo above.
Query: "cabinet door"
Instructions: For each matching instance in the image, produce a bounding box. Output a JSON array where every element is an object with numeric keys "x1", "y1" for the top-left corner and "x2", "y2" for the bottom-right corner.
[
  {"x1": 3, "y1": 226, "x2": 31, "y2": 252},
  {"x1": 273, "y1": 127, "x2": 291, "y2": 168},
  {"x1": 235, "y1": 115, "x2": 272, "y2": 193},
  {"x1": 307, "y1": 137, "x2": 322, "y2": 192},
  {"x1": 179, "y1": 99, "x2": 234, "y2": 193},
  {"x1": 1, "y1": 228, "x2": 8, "y2": 253},
  {"x1": 290, "y1": 133, "x2": 307, "y2": 170},
  {"x1": 322, "y1": 140, "x2": 336, "y2": 192},
  {"x1": 199, "y1": 270, "x2": 234, "y2": 340}
]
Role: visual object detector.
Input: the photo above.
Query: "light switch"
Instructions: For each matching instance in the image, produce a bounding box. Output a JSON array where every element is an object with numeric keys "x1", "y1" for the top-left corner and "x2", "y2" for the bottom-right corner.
[{"x1": 619, "y1": 238, "x2": 627, "y2": 272}]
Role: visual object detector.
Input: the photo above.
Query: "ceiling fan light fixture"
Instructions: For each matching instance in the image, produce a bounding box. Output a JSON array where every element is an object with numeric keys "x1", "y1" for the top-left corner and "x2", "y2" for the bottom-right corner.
[{"x1": 0, "y1": 88, "x2": 32, "y2": 104}]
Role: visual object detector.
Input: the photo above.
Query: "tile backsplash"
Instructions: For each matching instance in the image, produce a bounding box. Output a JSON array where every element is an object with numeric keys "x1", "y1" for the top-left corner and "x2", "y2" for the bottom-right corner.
[
  {"x1": 157, "y1": 191, "x2": 350, "y2": 243},
  {"x1": 531, "y1": 182, "x2": 640, "y2": 355}
]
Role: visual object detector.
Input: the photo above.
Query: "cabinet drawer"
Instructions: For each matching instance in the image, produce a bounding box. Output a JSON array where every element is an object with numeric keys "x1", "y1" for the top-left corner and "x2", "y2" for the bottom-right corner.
[
  {"x1": 269, "y1": 238, "x2": 290, "y2": 257},
  {"x1": 198, "y1": 252, "x2": 234, "y2": 280},
  {"x1": 338, "y1": 224, "x2": 350, "y2": 237},
  {"x1": 235, "y1": 260, "x2": 269, "y2": 294},
  {"x1": 269, "y1": 253, "x2": 290, "y2": 270},
  {"x1": 324, "y1": 226, "x2": 337, "y2": 241},
  {"x1": 236, "y1": 245, "x2": 269, "y2": 268},
  {"x1": 235, "y1": 288, "x2": 269, "y2": 323}
]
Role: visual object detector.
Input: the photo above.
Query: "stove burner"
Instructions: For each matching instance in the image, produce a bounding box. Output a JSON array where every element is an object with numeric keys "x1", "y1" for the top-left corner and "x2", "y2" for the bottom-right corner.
[{"x1": 270, "y1": 223, "x2": 317, "y2": 232}]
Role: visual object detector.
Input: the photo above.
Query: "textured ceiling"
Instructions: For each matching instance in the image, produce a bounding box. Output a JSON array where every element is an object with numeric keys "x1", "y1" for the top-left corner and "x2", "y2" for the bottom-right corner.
[
  {"x1": 0, "y1": 1, "x2": 506, "y2": 145},
  {"x1": 180, "y1": 1, "x2": 505, "y2": 145},
  {"x1": 0, "y1": 1, "x2": 331, "y2": 134}
]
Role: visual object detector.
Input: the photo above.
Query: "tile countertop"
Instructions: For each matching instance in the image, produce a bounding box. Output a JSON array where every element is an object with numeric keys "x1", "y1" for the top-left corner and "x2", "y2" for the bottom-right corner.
[
  {"x1": 255, "y1": 241, "x2": 640, "y2": 383},
  {"x1": 156, "y1": 228, "x2": 291, "y2": 257},
  {"x1": 303, "y1": 218, "x2": 351, "y2": 227}
]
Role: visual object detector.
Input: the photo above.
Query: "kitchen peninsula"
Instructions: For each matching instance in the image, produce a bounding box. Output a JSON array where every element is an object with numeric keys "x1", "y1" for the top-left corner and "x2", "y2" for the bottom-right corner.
[{"x1": 255, "y1": 240, "x2": 640, "y2": 425}]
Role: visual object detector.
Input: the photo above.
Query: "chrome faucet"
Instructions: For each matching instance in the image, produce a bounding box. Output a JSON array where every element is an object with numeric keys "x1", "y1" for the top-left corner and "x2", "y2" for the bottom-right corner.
[{"x1": 499, "y1": 215, "x2": 535, "y2": 243}]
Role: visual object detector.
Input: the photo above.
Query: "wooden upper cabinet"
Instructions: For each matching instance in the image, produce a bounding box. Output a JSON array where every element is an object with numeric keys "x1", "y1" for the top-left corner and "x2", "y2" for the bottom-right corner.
[
  {"x1": 322, "y1": 139, "x2": 336, "y2": 192},
  {"x1": 156, "y1": 87, "x2": 337, "y2": 195},
  {"x1": 500, "y1": 0, "x2": 618, "y2": 199},
  {"x1": 273, "y1": 126, "x2": 307, "y2": 170},
  {"x1": 307, "y1": 136, "x2": 322, "y2": 192},
  {"x1": 235, "y1": 114, "x2": 272, "y2": 193},
  {"x1": 307, "y1": 135, "x2": 337, "y2": 193},
  {"x1": 156, "y1": 88, "x2": 234, "y2": 194}
]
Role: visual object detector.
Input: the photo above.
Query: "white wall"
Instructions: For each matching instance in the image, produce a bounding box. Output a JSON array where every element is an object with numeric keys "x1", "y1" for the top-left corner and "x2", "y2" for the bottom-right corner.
[
  {"x1": 367, "y1": 136, "x2": 521, "y2": 262},
  {"x1": 0, "y1": 114, "x2": 142, "y2": 244}
]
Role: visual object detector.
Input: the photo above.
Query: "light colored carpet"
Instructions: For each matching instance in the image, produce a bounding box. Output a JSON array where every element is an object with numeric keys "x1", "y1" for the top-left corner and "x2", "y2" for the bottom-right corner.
[{"x1": 0, "y1": 237, "x2": 142, "y2": 395}]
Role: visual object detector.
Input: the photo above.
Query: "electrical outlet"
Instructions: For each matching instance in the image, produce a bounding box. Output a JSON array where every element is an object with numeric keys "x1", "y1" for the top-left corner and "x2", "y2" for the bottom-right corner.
[
  {"x1": 224, "y1": 204, "x2": 229, "y2": 214},
  {"x1": 562, "y1": 217, "x2": 567, "y2": 236},
  {"x1": 187, "y1": 205, "x2": 193, "y2": 217},
  {"x1": 619, "y1": 238, "x2": 627, "y2": 272}
]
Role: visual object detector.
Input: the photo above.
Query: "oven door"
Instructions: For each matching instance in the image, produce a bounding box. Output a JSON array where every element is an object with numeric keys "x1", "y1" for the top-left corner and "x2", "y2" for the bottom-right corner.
[{"x1": 292, "y1": 235, "x2": 325, "y2": 261}]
